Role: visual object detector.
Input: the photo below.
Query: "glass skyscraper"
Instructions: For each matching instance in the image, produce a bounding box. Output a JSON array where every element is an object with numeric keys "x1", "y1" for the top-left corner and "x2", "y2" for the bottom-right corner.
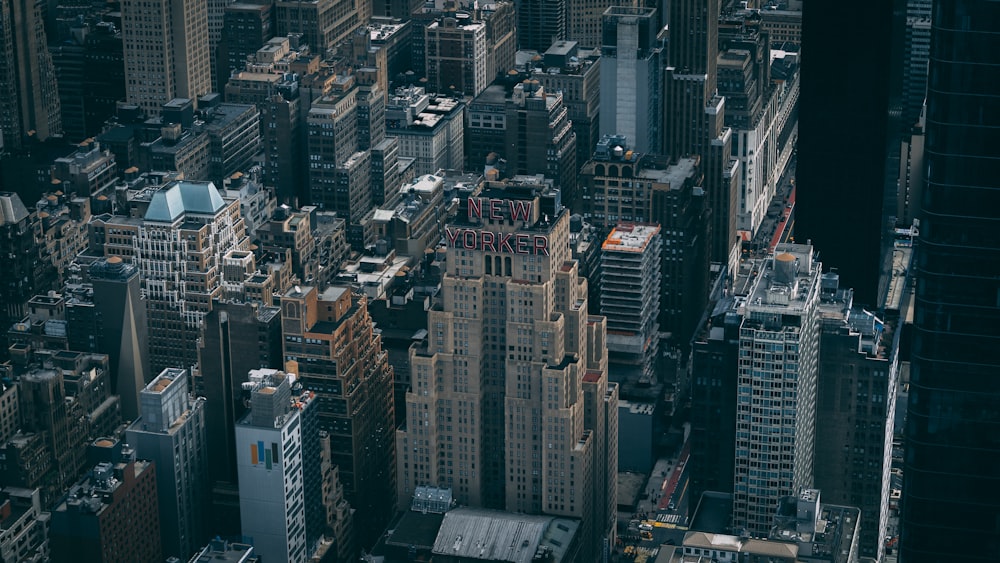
[{"x1": 901, "y1": 0, "x2": 1000, "y2": 559}]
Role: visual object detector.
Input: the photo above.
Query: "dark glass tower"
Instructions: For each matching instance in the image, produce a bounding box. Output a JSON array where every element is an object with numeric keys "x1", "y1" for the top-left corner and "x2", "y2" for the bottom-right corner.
[
  {"x1": 796, "y1": 2, "x2": 893, "y2": 305},
  {"x1": 901, "y1": 0, "x2": 1000, "y2": 560}
]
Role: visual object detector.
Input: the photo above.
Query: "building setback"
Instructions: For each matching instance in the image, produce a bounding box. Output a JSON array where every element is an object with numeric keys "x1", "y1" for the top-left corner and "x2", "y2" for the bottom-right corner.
[{"x1": 396, "y1": 183, "x2": 618, "y2": 560}]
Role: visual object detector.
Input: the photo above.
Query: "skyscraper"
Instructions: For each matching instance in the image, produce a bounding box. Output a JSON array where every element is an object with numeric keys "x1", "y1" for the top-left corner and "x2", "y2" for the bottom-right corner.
[
  {"x1": 395, "y1": 183, "x2": 618, "y2": 560},
  {"x1": 121, "y1": 0, "x2": 212, "y2": 116},
  {"x1": 733, "y1": 245, "x2": 821, "y2": 537},
  {"x1": 126, "y1": 368, "x2": 209, "y2": 560},
  {"x1": 279, "y1": 285, "x2": 396, "y2": 548},
  {"x1": 901, "y1": 1, "x2": 1000, "y2": 560},
  {"x1": 662, "y1": 0, "x2": 739, "y2": 276},
  {"x1": 0, "y1": 0, "x2": 62, "y2": 149},
  {"x1": 235, "y1": 369, "x2": 311, "y2": 563},
  {"x1": 796, "y1": 2, "x2": 893, "y2": 305},
  {"x1": 567, "y1": 0, "x2": 635, "y2": 48},
  {"x1": 599, "y1": 6, "x2": 661, "y2": 155},
  {"x1": 518, "y1": 0, "x2": 565, "y2": 51}
]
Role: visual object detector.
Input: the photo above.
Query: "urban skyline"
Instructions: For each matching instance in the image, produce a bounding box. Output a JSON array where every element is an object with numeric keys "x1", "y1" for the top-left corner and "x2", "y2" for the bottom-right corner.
[{"x1": 0, "y1": 0, "x2": 989, "y2": 562}]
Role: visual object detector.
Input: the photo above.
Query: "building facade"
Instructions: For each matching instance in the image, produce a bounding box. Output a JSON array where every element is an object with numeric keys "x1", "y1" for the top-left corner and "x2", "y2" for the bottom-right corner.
[
  {"x1": 126, "y1": 368, "x2": 209, "y2": 560},
  {"x1": 395, "y1": 183, "x2": 618, "y2": 560},
  {"x1": 733, "y1": 245, "x2": 821, "y2": 537},
  {"x1": 901, "y1": 1, "x2": 1000, "y2": 559},
  {"x1": 121, "y1": 0, "x2": 212, "y2": 116}
]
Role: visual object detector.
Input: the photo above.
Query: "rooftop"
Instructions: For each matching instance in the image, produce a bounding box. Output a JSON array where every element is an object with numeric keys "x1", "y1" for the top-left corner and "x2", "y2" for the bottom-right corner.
[
  {"x1": 143, "y1": 181, "x2": 226, "y2": 222},
  {"x1": 432, "y1": 508, "x2": 578, "y2": 563},
  {"x1": 602, "y1": 223, "x2": 661, "y2": 253}
]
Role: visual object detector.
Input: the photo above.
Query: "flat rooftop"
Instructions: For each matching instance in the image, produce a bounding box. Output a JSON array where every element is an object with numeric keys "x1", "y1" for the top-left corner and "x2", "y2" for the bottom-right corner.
[{"x1": 603, "y1": 223, "x2": 661, "y2": 253}]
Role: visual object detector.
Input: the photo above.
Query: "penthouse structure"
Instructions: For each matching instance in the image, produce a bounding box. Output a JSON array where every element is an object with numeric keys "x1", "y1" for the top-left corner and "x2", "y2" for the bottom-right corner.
[
  {"x1": 600, "y1": 224, "x2": 661, "y2": 383},
  {"x1": 395, "y1": 182, "x2": 618, "y2": 560}
]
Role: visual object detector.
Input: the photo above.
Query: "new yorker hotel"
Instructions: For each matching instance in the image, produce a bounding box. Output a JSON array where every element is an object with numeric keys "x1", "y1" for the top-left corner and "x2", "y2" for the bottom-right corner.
[{"x1": 397, "y1": 182, "x2": 618, "y2": 560}]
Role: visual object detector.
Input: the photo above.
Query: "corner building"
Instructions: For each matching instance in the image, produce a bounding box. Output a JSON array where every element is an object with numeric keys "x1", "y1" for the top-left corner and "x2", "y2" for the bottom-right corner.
[{"x1": 396, "y1": 185, "x2": 618, "y2": 560}]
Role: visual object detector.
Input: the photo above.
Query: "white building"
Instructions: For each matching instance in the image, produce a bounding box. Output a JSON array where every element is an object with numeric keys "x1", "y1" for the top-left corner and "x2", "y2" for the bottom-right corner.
[
  {"x1": 733, "y1": 244, "x2": 821, "y2": 537},
  {"x1": 126, "y1": 368, "x2": 208, "y2": 560},
  {"x1": 235, "y1": 369, "x2": 309, "y2": 563}
]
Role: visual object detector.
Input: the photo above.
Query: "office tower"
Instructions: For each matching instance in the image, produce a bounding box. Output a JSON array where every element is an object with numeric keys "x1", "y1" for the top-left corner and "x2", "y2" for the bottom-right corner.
[
  {"x1": 0, "y1": 193, "x2": 56, "y2": 360},
  {"x1": 733, "y1": 245, "x2": 821, "y2": 537},
  {"x1": 663, "y1": 0, "x2": 739, "y2": 276},
  {"x1": 357, "y1": 81, "x2": 386, "y2": 151},
  {"x1": 218, "y1": 3, "x2": 275, "y2": 92},
  {"x1": 235, "y1": 370, "x2": 309, "y2": 563},
  {"x1": 371, "y1": 137, "x2": 405, "y2": 207},
  {"x1": 198, "y1": 299, "x2": 281, "y2": 535},
  {"x1": 796, "y1": 3, "x2": 892, "y2": 305},
  {"x1": 901, "y1": 1, "x2": 1000, "y2": 560},
  {"x1": 901, "y1": 0, "x2": 931, "y2": 128},
  {"x1": 599, "y1": 6, "x2": 662, "y2": 154},
  {"x1": 395, "y1": 184, "x2": 618, "y2": 560},
  {"x1": 280, "y1": 286, "x2": 396, "y2": 547},
  {"x1": 307, "y1": 86, "x2": 359, "y2": 202},
  {"x1": 689, "y1": 297, "x2": 741, "y2": 509},
  {"x1": 87, "y1": 257, "x2": 151, "y2": 422},
  {"x1": 518, "y1": 0, "x2": 565, "y2": 51},
  {"x1": 506, "y1": 81, "x2": 578, "y2": 199},
  {"x1": 208, "y1": 0, "x2": 237, "y2": 90},
  {"x1": 274, "y1": 0, "x2": 366, "y2": 54},
  {"x1": 758, "y1": 7, "x2": 803, "y2": 47},
  {"x1": 424, "y1": 16, "x2": 489, "y2": 98},
  {"x1": 0, "y1": 0, "x2": 61, "y2": 149},
  {"x1": 385, "y1": 87, "x2": 465, "y2": 176},
  {"x1": 93, "y1": 180, "x2": 249, "y2": 373},
  {"x1": 121, "y1": 0, "x2": 211, "y2": 117},
  {"x1": 529, "y1": 42, "x2": 601, "y2": 187},
  {"x1": 481, "y1": 1, "x2": 518, "y2": 82},
  {"x1": 35, "y1": 193, "x2": 91, "y2": 285},
  {"x1": 814, "y1": 276, "x2": 898, "y2": 560},
  {"x1": 600, "y1": 223, "x2": 661, "y2": 382},
  {"x1": 202, "y1": 102, "x2": 261, "y2": 185},
  {"x1": 580, "y1": 138, "x2": 709, "y2": 342},
  {"x1": 126, "y1": 369, "x2": 209, "y2": 560},
  {"x1": 49, "y1": 453, "x2": 161, "y2": 563},
  {"x1": 51, "y1": 20, "x2": 126, "y2": 142},
  {"x1": 567, "y1": 0, "x2": 636, "y2": 48}
]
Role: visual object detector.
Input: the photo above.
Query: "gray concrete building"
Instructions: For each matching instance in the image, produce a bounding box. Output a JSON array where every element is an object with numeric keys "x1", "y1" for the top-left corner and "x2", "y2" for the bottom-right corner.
[
  {"x1": 599, "y1": 6, "x2": 661, "y2": 154},
  {"x1": 126, "y1": 368, "x2": 209, "y2": 561}
]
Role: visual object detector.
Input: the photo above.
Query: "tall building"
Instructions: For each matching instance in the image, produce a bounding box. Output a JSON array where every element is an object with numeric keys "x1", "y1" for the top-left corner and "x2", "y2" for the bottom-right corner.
[
  {"x1": 235, "y1": 369, "x2": 316, "y2": 563},
  {"x1": 733, "y1": 245, "x2": 821, "y2": 537},
  {"x1": 126, "y1": 368, "x2": 209, "y2": 561},
  {"x1": 217, "y1": 3, "x2": 275, "y2": 92},
  {"x1": 385, "y1": 87, "x2": 465, "y2": 176},
  {"x1": 567, "y1": 0, "x2": 635, "y2": 48},
  {"x1": 600, "y1": 223, "x2": 661, "y2": 383},
  {"x1": 49, "y1": 450, "x2": 161, "y2": 563},
  {"x1": 424, "y1": 16, "x2": 489, "y2": 98},
  {"x1": 901, "y1": 1, "x2": 1000, "y2": 560},
  {"x1": 518, "y1": 0, "x2": 565, "y2": 51},
  {"x1": 51, "y1": 19, "x2": 125, "y2": 142},
  {"x1": 901, "y1": 0, "x2": 932, "y2": 129},
  {"x1": 796, "y1": 2, "x2": 893, "y2": 305},
  {"x1": 280, "y1": 285, "x2": 396, "y2": 547},
  {"x1": 662, "y1": 0, "x2": 739, "y2": 276},
  {"x1": 814, "y1": 276, "x2": 898, "y2": 561},
  {"x1": 91, "y1": 180, "x2": 249, "y2": 373},
  {"x1": 599, "y1": 6, "x2": 662, "y2": 154},
  {"x1": 0, "y1": 0, "x2": 62, "y2": 149},
  {"x1": 121, "y1": 0, "x2": 212, "y2": 117},
  {"x1": 87, "y1": 256, "x2": 151, "y2": 422},
  {"x1": 274, "y1": 0, "x2": 367, "y2": 54},
  {"x1": 504, "y1": 80, "x2": 578, "y2": 200},
  {"x1": 395, "y1": 183, "x2": 618, "y2": 560}
]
